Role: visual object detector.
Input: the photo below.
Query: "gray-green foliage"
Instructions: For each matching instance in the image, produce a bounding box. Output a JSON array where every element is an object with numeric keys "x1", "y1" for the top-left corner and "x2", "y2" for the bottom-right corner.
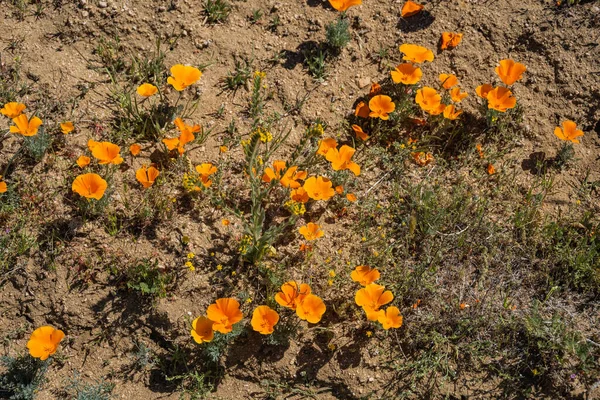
[{"x1": 0, "y1": 355, "x2": 48, "y2": 400}]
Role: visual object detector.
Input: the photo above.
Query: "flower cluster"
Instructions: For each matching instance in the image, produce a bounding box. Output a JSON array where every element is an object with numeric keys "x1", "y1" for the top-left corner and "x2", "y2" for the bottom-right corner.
[
  {"x1": 352, "y1": 266, "x2": 403, "y2": 330},
  {"x1": 476, "y1": 59, "x2": 526, "y2": 112}
]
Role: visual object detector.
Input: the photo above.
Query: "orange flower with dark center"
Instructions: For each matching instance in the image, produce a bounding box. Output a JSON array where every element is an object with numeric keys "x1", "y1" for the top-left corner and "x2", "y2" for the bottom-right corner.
[
  {"x1": 195, "y1": 163, "x2": 217, "y2": 188},
  {"x1": 391, "y1": 63, "x2": 422, "y2": 85},
  {"x1": 476, "y1": 84, "x2": 493, "y2": 99},
  {"x1": 299, "y1": 222, "x2": 324, "y2": 241},
  {"x1": 303, "y1": 176, "x2": 335, "y2": 201},
  {"x1": 290, "y1": 187, "x2": 309, "y2": 203},
  {"x1": 354, "y1": 101, "x2": 370, "y2": 118},
  {"x1": 317, "y1": 138, "x2": 338, "y2": 156},
  {"x1": 1, "y1": 102, "x2": 26, "y2": 118},
  {"x1": 415, "y1": 87, "x2": 445, "y2": 115},
  {"x1": 399, "y1": 44, "x2": 434, "y2": 63},
  {"x1": 167, "y1": 64, "x2": 202, "y2": 91},
  {"x1": 554, "y1": 120, "x2": 584, "y2": 143},
  {"x1": 275, "y1": 281, "x2": 311, "y2": 310},
  {"x1": 190, "y1": 316, "x2": 214, "y2": 344},
  {"x1": 10, "y1": 114, "x2": 42, "y2": 136},
  {"x1": 328, "y1": 0, "x2": 361, "y2": 12},
  {"x1": 136, "y1": 165, "x2": 160, "y2": 188},
  {"x1": 450, "y1": 87, "x2": 468, "y2": 102},
  {"x1": 378, "y1": 306, "x2": 403, "y2": 329},
  {"x1": 27, "y1": 326, "x2": 65, "y2": 361},
  {"x1": 352, "y1": 125, "x2": 369, "y2": 141},
  {"x1": 137, "y1": 83, "x2": 158, "y2": 97},
  {"x1": 76, "y1": 155, "x2": 90, "y2": 168},
  {"x1": 251, "y1": 306, "x2": 279, "y2": 335},
  {"x1": 0, "y1": 176, "x2": 7, "y2": 194},
  {"x1": 351, "y1": 265, "x2": 380, "y2": 286},
  {"x1": 60, "y1": 121, "x2": 74, "y2": 134},
  {"x1": 206, "y1": 298, "x2": 243, "y2": 334},
  {"x1": 91, "y1": 141, "x2": 123, "y2": 165},
  {"x1": 369, "y1": 95, "x2": 395, "y2": 120},
  {"x1": 486, "y1": 87, "x2": 517, "y2": 112},
  {"x1": 296, "y1": 294, "x2": 326, "y2": 324},
  {"x1": 130, "y1": 143, "x2": 141, "y2": 156},
  {"x1": 355, "y1": 283, "x2": 394, "y2": 320},
  {"x1": 369, "y1": 82, "x2": 382, "y2": 96},
  {"x1": 72, "y1": 173, "x2": 108, "y2": 200},
  {"x1": 440, "y1": 32, "x2": 463, "y2": 50},
  {"x1": 401, "y1": 0, "x2": 423, "y2": 17},
  {"x1": 325, "y1": 145, "x2": 361, "y2": 176},
  {"x1": 439, "y1": 73, "x2": 458, "y2": 89},
  {"x1": 262, "y1": 160, "x2": 287, "y2": 183},
  {"x1": 495, "y1": 59, "x2": 526, "y2": 86},
  {"x1": 280, "y1": 166, "x2": 307, "y2": 188},
  {"x1": 443, "y1": 105, "x2": 462, "y2": 120}
]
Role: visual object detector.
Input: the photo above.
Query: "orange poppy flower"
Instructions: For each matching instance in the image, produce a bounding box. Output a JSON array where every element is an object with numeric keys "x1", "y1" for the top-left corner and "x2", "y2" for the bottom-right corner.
[
  {"x1": 325, "y1": 145, "x2": 361, "y2": 176},
  {"x1": 377, "y1": 306, "x2": 403, "y2": 329},
  {"x1": 486, "y1": 87, "x2": 517, "y2": 112},
  {"x1": 167, "y1": 64, "x2": 202, "y2": 91},
  {"x1": 222, "y1": 219, "x2": 230, "y2": 226},
  {"x1": 206, "y1": 298, "x2": 243, "y2": 334},
  {"x1": 190, "y1": 316, "x2": 214, "y2": 344},
  {"x1": 554, "y1": 120, "x2": 584, "y2": 143},
  {"x1": 0, "y1": 176, "x2": 7, "y2": 194},
  {"x1": 369, "y1": 82, "x2": 382, "y2": 97},
  {"x1": 399, "y1": 44, "x2": 434, "y2": 63},
  {"x1": 355, "y1": 283, "x2": 394, "y2": 320},
  {"x1": 369, "y1": 95, "x2": 395, "y2": 120},
  {"x1": 351, "y1": 265, "x2": 380, "y2": 286},
  {"x1": 440, "y1": 32, "x2": 463, "y2": 50},
  {"x1": 136, "y1": 165, "x2": 160, "y2": 188},
  {"x1": 328, "y1": 0, "x2": 361, "y2": 12},
  {"x1": 76, "y1": 155, "x2": 90, "y2": 168},
  {"x1": 87, "y1": 139, "x2": 99, "y2": 151},
  {"x1": 443, "y1": 105, "x2": 462, "y2": 120},
  {"x1": 495, "y1": 59, "x2": 526, "y2": 86},
  {"x1": 391, "y1": 63, "x2": 422, "y2": 85},
  {"x1": 415, "y1": 87, "x2": 445, "y2": 115},
  {"x1": 351, "y1": 124, "x2": 369, "y2": 141},
  {"x1": 280, "y1": 166, "x2": 307, "y2": 189},
  {"x1": 10, "y1": 114, "x2": 42, "y2": 136},
  {"x1": 450, "y1": 87, "x2": 468, "y2": 102},
  {"x1": 303, "y1": 176, "x2": 335, "y2": 201},
  {"x1": 354, "y1": 101, "x2": 370, "y2": 118},
  {"x1": 346, "y1": 193, "x2": 357, "y2": 202},
  {"x1": 130, "y1": 143, "x2": 141, "y2": 156},
  {"x1": 262, "y1": 160, "x2": 287, "y2": 183},
  {"x1": 174, "y1": 117, "x2": 201, "y2": 139},
  {"x1": 220, "y1": 145, "x2": 228, "y2": 153},
  {"x1": 299, "y1": 222, "x2": 324, "y2": 241},
  {"x1": 27, "y1": 326, "x2": 65, "y2": 361},
  {"x1": 60, "y1": 121, "x2": 74, "y2": 134},
  {"x1": 291, "y1": 187, "x2": 310, "y2": 203},
  {"x1": 476, "y1": 84, "x2": 493, "y2": 99},
  {"x1": 195, "y1": 163, "x2": 217, "y2": 187},
  {"x1": 90, "y1": 141, "x2": 123, "y2": 165},
  {"x1": 296, "y1": 294, "x2": 326, "y2": 324},
  {"x1": 251, "y1": 305, "x2": 279, "y2": 335},
  {"x1": 412, "y1": 152, "x2": 434, "y2": 166},
  {"x1": 439, "y1": 74, "x2": 458, "y2": 89},
  {"x1": 476, "y1": 143, "x2": 484, "y2": 158},
  {"x1": 275, "y1": 281, "x2": 311, "y2": 310},
  {"x1": 1, "y1": 102, "x2": 26, "y2": 118},
  {"x1": 137, "y1": 83, "x2": 158, "y2": 97},
  {"x1": 487, "y1": 164, "x2": 496, "y2": 175},
  {"x1": 72, "y1": 173, "x2": 108, "y2": 200},
  {"x1": 317, "y1": 138, "x2": 338, "y2": 156},
  {"x1": 335, "y1": 185, "x2": 344, "y2": 194},
  {"x1": 401, "y1": 0, "x2": 423, "y2": 17}
]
